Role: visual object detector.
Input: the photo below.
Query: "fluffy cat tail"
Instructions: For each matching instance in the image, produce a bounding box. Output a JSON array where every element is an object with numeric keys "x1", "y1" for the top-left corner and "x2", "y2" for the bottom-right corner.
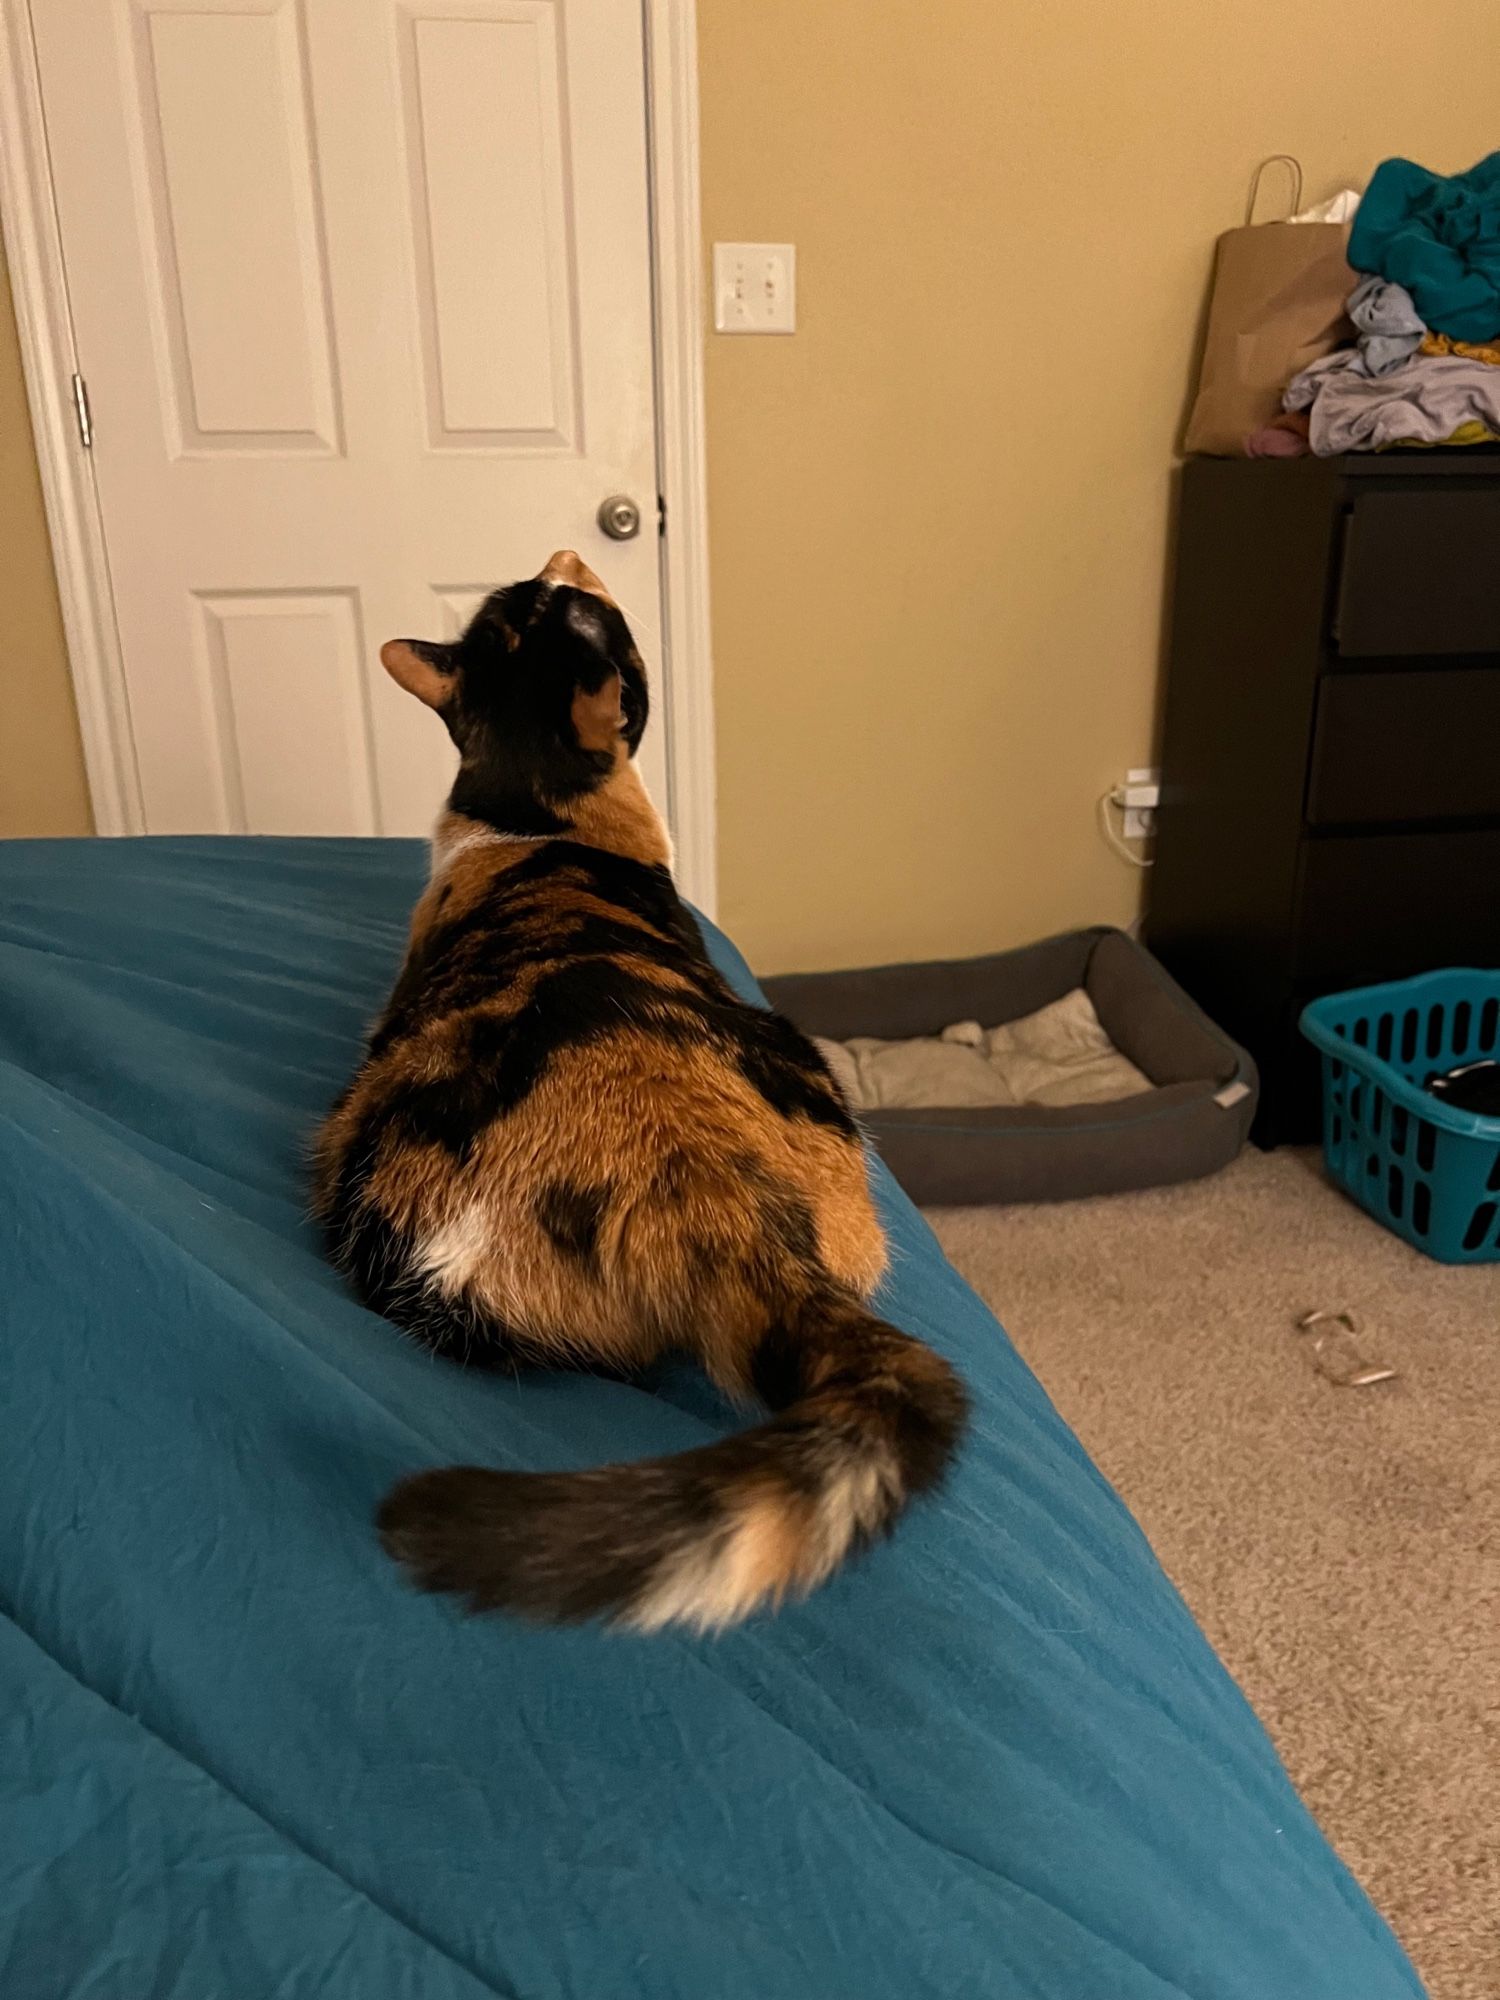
[{"x1": 376, "y1": 1293, "x2": 968, "y2": 1634}]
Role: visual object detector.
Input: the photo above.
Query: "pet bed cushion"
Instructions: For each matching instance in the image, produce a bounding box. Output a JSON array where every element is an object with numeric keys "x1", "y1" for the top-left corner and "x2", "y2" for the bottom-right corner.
[{"x1": 813, "y1": 987, "x2": 1153, "y2": 1112}]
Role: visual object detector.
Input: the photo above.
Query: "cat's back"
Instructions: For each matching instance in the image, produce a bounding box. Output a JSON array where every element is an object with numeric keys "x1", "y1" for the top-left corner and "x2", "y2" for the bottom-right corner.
[
  {"x1": 314, "y1": 835, "x2": 885, "y2": 1341},
  {"x1": 382, "y1": 836, "x2": 713, "y2": 1056},
  {"x1": 316, "y1": 837, "x2": 861, "y2": 1201}
]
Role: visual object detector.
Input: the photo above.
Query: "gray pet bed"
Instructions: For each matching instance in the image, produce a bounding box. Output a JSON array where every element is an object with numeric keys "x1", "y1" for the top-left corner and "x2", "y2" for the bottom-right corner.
[{"x1": 763, "y1": 927, "x2": 1257, "y2": 1206}]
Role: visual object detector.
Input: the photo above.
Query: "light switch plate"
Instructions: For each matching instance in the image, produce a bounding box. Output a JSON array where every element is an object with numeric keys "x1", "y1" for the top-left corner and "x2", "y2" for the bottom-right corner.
[{"x1": 712, "y1": 243, "x2": 796, "y2": 333}]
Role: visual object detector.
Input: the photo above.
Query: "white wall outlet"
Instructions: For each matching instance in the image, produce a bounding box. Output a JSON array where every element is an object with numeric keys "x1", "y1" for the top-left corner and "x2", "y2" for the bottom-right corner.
[
  {"x1": 712, "y1": 243, "x2": 796, "y2": 333},
  {"x1": 1121, "y1": 766, "x2": 1160, "y2": 841}
]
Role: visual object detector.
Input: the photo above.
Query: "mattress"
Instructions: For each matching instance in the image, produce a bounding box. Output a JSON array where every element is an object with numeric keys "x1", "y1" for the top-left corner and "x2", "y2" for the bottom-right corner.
[{"x1": 0, "y1": 837, "x2": 1422, "y2": 2000}]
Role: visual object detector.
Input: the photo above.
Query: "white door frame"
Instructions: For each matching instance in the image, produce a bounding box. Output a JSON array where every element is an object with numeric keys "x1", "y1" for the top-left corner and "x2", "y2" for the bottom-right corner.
[{"x1": 0, "y1": 0, "x2": 717, "y2": 914}]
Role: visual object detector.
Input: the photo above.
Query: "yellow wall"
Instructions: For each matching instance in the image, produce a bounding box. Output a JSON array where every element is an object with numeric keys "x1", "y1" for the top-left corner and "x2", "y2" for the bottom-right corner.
[
  {"x1": 698, "y1": 0, "x2": 1500, "y2": 971},
  {"x1": 8, "y1": 6, "x2": 1500, "y2": 947},
  {"x1": 0, "y1": 250, "x2": 92, "y2": 837}
]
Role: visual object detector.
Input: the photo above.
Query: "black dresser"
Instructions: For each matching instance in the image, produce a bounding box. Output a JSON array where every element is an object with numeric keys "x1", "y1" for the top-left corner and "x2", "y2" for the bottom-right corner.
[{"x1": 1145, "y1": 453, "x2": 1500, "y2": 1144}]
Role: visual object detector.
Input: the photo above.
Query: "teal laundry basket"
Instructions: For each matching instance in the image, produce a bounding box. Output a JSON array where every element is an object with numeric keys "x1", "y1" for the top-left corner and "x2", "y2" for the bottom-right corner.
[{"x1": 1301, "y1": 971, "x2": 1500, "y2": 1264}]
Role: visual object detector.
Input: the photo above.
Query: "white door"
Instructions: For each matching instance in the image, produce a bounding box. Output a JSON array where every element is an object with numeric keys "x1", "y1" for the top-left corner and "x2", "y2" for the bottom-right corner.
[{"x1": 28, "y1": 0, "x2": 668, "y2": 835}]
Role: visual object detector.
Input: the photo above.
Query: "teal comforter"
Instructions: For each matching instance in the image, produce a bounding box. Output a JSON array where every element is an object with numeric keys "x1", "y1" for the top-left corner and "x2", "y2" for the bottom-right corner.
[{"x1": 0, "y1": 839, "x2": 1422, "y2": 1999}]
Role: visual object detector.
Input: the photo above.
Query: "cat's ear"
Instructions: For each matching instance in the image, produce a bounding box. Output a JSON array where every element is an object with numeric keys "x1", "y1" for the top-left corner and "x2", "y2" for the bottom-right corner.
[
  {"x1": 380, "y1": 638, "x2": 457, "y2": 711},
  {"x1": 570, "y1": 668, "x2": 624, "y2": 754}
]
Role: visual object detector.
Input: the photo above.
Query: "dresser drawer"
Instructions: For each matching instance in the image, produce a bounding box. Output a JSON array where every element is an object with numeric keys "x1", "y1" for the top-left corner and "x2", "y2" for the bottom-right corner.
[
  {"x1": 1296, "y1": 830, "x2": 1500, "y2": 985},
  {"x1": 1334, "y1": 489, "x2": 1500, "y2": 657},
  {"x1": 1308, "y1": 669, "x2": 1500, "y2": 825}
]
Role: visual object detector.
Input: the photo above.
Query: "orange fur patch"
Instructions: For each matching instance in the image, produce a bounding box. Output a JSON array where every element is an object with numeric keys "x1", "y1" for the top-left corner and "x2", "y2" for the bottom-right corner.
[
  {"x1": 564, "y1": 765, "x2": 672, "y2": 867},
  {"x1": 380, "y1": 639, "x2": 451, "y2": 711},
  {"x1": 538, "y1": 549, "x2": 614, "y2": 602},
  {"x1": 570, "y1": 672, "x2": 624, "y2": 754}
]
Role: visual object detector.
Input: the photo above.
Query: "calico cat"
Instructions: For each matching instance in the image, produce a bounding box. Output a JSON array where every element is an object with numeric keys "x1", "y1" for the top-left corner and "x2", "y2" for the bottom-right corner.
[{"x1": 313, "y1": 550, "x2": 967, "y2": 1632}]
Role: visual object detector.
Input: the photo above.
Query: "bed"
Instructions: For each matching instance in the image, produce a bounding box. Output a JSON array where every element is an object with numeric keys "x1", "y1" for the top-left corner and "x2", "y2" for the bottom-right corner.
[{"x1": 0, "y1": 837, "x2": 1422, "y2": 2000}]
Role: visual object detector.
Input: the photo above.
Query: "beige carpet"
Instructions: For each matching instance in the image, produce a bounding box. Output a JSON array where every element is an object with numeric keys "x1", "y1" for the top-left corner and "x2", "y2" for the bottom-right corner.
[{"x1": 926, "y1": 1149, "x2": 1500, "y2": 2000}]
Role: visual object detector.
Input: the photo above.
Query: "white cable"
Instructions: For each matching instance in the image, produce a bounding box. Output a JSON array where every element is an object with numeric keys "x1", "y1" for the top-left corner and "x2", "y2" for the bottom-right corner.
[{"x1": 1097, "y1": 788, "x2": 1155, "y2": 869}]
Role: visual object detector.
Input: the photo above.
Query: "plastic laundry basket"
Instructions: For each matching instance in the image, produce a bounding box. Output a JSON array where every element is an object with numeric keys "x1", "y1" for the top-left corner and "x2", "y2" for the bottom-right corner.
[{"x1": 1301, "y1": 970, "x2": 1500, "y2": 1264}]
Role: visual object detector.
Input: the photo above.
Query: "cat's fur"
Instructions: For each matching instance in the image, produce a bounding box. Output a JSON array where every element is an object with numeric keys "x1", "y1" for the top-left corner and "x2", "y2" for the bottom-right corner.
[{"x1": 313, "y1": 551, "x2": 967, "y2": 1632}]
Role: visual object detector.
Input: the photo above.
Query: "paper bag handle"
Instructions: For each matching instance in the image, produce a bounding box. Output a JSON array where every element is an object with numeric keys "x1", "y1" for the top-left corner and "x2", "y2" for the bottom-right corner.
[{"x1": 1245, "y1": 154, "x2": 1303, "y2": 226}]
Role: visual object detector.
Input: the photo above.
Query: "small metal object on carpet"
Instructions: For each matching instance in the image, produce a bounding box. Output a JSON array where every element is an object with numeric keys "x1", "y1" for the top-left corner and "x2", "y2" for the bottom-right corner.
[{"x1": 1294, "y1": 1309, "x2": 1399, "y2": 1388}]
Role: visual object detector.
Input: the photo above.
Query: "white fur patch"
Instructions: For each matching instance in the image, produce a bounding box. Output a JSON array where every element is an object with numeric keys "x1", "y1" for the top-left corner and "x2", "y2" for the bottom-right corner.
[
  {"x1": 415, "y1": 1202, "x2": 492, "y2": 1295},
  {"x1": 821, "y1": 1453, "x2": 895, "y2": 1543},
  {"x1": 624, "y1": 1443, "x2": 903, "y2": 1635},
  {"x1": 428, "y1": 810, "x2": 534, "y2": 880},
  {"x1": 626, "y1": 1511, "x2": 783, "y2": 1636}
]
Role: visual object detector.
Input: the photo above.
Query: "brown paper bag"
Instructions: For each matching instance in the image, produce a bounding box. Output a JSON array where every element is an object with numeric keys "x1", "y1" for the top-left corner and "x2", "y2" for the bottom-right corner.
[{"x1": 1184, "y1": 158, "x2": 1354, "y2": 457}]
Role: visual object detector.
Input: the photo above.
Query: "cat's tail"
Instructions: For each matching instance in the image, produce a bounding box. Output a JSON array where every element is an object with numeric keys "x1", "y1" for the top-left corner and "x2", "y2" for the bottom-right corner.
[{"x1": 376, "y1": 1291, "x2": 968, "y2": 1634}]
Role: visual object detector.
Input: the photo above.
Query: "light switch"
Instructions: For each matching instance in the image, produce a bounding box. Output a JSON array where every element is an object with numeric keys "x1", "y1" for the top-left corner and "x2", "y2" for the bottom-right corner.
[{"x1": 712, "y1": 243, "x2": 796, "y2": 334}]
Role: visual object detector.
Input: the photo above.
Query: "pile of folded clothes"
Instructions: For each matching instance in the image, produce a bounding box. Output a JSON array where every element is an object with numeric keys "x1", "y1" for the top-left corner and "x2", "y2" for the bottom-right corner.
[{"x1": 1249, "y1": 151, "x2": 1500, "y2": 458}]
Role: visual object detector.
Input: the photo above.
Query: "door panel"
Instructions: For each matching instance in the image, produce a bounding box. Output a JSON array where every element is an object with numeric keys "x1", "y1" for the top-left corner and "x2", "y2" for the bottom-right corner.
[
  {"x1": 195, "y1": 590, "x2": 377, "y2": 834},
  {"x1": 32, "y1": 0, "x2": 667, "y2": 837},
  {"x1": 129, "y1": 0, "x2": 342, "y2": 454},
  {"x1": 401, "y1": 4, "x2": 579, "y2": 447}
]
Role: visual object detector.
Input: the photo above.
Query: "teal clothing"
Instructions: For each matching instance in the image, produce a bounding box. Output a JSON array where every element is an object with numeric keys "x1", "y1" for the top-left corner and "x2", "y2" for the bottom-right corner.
[{"x1": 1350, "y1": 152, "x2": 1500, "y2": 342}]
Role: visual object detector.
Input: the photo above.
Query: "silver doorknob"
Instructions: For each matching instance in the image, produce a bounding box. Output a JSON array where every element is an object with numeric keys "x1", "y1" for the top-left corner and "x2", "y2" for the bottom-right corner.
[{"x1": 597, "y1": 494, "x2": 642, "y2": 541}]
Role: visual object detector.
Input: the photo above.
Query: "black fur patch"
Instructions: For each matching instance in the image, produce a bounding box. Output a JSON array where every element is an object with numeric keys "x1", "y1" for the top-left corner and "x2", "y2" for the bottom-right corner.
[
  {"x1": 378, "y1": 1462, "x2": 724, "y2": 1623},
  {"x1": 433, "y1": 582, "x2": 650, "y2": 821},
  {"x1": 359, "y1": 843, "x2": 855, "y2": 1150},
  {"x1": 535, "y1": 1179, "x2": 610, "y2": 1272},
  {"x1": 748, "y1": 1321, "x2": 809, "y2": 1411},
  {"x1": 732, "y1": 1151, "x2": 820, "y2": 1270},
  {"x1": 735, "y1": 1023, "x2": 857, "y2": 1135}
]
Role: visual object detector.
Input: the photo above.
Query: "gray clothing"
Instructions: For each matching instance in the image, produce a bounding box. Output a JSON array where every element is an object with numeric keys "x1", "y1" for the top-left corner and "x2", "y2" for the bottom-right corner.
[
  {"x1": 1284, "y1": 349, "x2": 1500, "y2": 453},
  {"x1": 1346, "y1": 274, "x2": 1426, "y2": 376}
]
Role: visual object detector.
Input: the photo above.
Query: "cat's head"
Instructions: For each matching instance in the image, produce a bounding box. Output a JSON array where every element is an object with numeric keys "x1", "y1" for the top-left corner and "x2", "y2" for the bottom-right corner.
[{"x1": 380, "y1": 551, "x2": 649, "y2": 836}]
